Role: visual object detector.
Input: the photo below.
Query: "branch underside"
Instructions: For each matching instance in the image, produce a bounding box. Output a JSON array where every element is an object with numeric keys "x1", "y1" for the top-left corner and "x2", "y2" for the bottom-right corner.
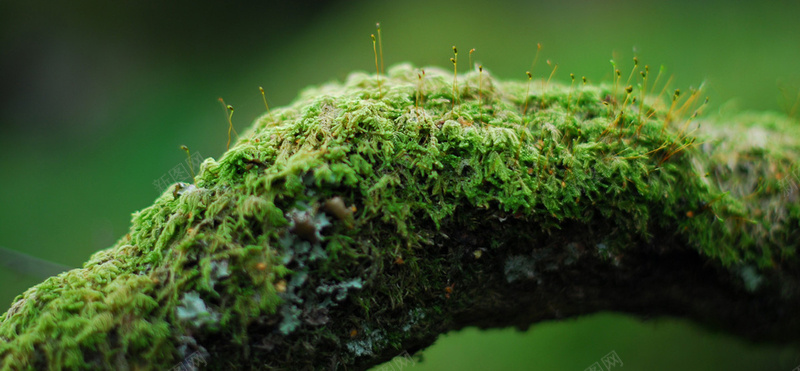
[{"x1": 202, "y1": 219, "x2": 800, "y2": 370}]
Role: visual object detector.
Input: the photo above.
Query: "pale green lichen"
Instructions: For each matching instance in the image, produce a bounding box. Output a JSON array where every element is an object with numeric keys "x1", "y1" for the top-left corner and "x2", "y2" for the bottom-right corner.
[
  {"x1": 1, "y1": 63, "x2": 798, "y2": 370},
  {"x1": 504, "y1": 255, "x2": 538, "y2": 284},
  {"x1": 176, "y1": 292, "x2": 220, "y2": 329},
  {"x1": 346, "y1": 326, "x2": 387, "y2": 358}
]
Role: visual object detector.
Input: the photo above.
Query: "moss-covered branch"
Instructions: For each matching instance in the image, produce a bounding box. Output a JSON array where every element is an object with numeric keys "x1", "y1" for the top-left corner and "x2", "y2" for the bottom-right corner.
[{"x1": 1, "y1": 64, "x2": 799, "y2": 370}]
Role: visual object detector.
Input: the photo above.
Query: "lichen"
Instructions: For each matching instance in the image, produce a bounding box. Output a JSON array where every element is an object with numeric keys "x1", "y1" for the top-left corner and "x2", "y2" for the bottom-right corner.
[
  {"x1": 504, "y1": 255, "x2": 539, "y2": 284},
  {"x1": 176, "y1": 292, "x2": 220, "y2": 329},
  {"x1": 1, "y1": 63, "x2": 798, "y2": 370}
]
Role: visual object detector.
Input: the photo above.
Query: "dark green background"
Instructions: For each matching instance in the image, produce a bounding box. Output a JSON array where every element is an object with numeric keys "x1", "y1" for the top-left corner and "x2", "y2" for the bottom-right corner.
[{"x1": 1, "y1": 1, "x2": 799, "y2": 369}]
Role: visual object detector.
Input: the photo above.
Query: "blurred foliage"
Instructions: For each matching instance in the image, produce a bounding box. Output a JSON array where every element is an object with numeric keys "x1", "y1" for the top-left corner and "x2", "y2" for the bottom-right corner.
[{"x1": 0, "y1": 0, "x2": 798, "y2": 369}]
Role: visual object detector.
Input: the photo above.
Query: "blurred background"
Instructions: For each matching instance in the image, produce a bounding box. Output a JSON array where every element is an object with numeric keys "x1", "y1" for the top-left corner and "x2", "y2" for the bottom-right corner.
[{"x1": 1, "y1": 0, "x2": 799, "y2": 369}]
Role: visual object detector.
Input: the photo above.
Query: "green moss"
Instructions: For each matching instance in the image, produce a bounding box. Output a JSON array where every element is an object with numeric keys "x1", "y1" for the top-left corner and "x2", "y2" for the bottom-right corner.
[{"x1": 1, "y1": 63, "x2": 798, "y2": 370}]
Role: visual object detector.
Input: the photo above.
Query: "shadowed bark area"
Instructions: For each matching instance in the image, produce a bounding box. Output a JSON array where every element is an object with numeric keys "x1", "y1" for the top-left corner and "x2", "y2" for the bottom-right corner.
[
  {"x1": 1, "y1": 64, "x2": 799, "y2": 370},
  {"x1": 210, "y1": 218, "x2": 798, "y2": 370}
]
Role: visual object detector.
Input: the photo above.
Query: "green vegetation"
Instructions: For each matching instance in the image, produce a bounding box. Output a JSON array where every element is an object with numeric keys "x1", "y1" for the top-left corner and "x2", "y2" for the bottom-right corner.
[{"x1": 1, "y1": 63, "x2": 798, "y2": 370}]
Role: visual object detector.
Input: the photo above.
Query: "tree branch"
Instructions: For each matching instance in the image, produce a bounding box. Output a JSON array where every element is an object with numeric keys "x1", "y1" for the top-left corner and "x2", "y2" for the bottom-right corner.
[{"x1": 1, "y1": 64, "x2": 799, "y2": 370}]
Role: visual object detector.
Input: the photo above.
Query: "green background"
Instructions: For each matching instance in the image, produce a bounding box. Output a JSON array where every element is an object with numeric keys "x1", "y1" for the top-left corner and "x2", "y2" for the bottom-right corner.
[{"x1": 1, "y1": 0, "x2": 799, "y2": 369}]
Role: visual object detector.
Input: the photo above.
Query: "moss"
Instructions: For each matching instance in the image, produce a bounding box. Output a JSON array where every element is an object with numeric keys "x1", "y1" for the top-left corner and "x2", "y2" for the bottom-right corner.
[{"x1": 1, "y1": 63, "x2": 799, "y2": 370}]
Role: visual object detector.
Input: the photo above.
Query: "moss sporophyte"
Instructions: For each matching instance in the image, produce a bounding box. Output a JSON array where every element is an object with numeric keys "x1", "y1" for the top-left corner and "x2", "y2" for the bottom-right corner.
[{"x1": 1, "y1": 60, "x2": 799, "y2": 370}]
